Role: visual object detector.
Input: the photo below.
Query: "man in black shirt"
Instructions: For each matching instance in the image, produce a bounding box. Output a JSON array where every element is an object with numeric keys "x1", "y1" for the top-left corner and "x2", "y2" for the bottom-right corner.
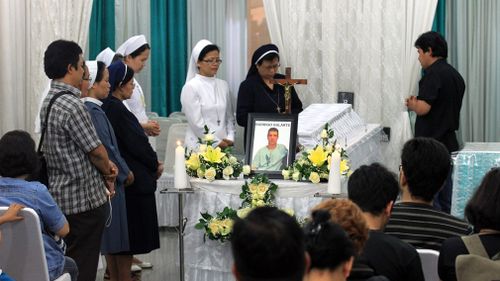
[
  {"x1": 406, "y1": 31, "x2": 465, "y2": 213},
  {"x1": 348, "y1": 163, "x2": 425, "y2": 281}
]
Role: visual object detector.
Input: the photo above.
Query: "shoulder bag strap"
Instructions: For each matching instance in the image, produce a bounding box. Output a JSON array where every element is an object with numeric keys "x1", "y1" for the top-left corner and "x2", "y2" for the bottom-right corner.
[
  {"x1": 37, "y1": 91, "x2": 71, "y2": 153},
  {"x1": 461, "y1": 234, "x2": 489, "y2": 258}
]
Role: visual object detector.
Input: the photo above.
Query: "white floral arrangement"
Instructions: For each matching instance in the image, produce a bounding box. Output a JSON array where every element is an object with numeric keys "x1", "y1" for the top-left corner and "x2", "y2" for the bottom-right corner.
[
  {"x1": 282, "y1": 123, "x2": 350, "y2": 183},
  {"x1": 194, "y1": 174, "x2": 294, "y2": 242},
  {"x1": 185, "y1": 125, "x2": 251, "y2": 181}
]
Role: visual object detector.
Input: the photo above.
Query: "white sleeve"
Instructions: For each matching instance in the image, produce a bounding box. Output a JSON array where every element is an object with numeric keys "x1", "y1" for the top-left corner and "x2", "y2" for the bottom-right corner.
[
  {"x1": 124, "y1": 81, "x2": 148, "y2": 123},
  {"x1": 181, "y1": 83, "x2": 221, "y2": 144}
]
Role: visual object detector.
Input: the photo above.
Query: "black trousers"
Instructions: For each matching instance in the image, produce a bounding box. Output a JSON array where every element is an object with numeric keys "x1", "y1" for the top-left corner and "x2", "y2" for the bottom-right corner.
[{"x1": 65, "y1": 203, "x2": 109, "y2": 281}]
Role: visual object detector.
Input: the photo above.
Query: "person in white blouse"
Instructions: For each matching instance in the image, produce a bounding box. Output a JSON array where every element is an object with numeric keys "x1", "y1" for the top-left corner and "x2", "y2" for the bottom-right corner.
[
  {"x1": 181, "y1": 39, "x2": 236, "y2": 151},
  {"x1": 116, "y1": 35, "x2": 160, "y2": 137}
]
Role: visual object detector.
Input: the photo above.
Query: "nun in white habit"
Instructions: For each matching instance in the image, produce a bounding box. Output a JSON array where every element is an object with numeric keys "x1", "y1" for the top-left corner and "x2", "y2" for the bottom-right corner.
[
  {"x1": 181, "y1": 39, "x2": 236, "y2": 151},
  {"x1": 96, "y1": 47, "x2": 115, "y2": 67},
  {"x1": 116, "y1": 35, "x2": 160, "y2": 136}
]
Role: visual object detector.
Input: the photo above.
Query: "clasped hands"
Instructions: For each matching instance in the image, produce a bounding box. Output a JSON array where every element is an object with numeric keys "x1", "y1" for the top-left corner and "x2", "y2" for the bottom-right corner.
[
  {"x1": 103, "y1": 160, "x2": 119, "y2": 197},
  {"x1": 217, "y1": 139, "x2": 234, "y2": 149},
  {"x1": 144, "y1": 120, "x2": 161, "y2": 136}
]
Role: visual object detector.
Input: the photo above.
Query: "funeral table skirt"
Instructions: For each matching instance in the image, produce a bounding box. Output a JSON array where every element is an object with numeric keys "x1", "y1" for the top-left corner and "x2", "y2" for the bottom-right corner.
[{"x1": 158, "y1": 177, "x2": 344, "y2": 281}]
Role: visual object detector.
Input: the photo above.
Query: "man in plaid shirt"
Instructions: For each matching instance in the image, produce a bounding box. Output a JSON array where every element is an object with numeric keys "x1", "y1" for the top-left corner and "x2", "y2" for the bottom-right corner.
[{"x1": 40, "y1": 40, "x2": 118, "y2": 281}]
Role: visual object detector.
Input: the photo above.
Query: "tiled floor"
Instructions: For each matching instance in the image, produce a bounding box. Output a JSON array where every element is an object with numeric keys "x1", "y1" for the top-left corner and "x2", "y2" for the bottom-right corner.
[{"x1": 95, "y1": 227, "x2": 179, "y2": 281}]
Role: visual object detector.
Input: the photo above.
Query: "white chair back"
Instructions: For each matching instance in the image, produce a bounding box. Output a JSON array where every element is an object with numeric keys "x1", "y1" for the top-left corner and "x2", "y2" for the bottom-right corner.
[
  {"x1": 164, "y1": 123, "x2": 189, "y2": 174},
  {"x1": 169, "y1": 111, "x2": 188, "y2": 122},
  {"x1": 169, "y1": 111, "x2": 184, "y2": 118},
  {"x1": 0, "y1": 207, "x2": 70, "y2": 281},
  {"x1": 146, "y1": 111, "x2": 159, "y2": 119},
  {"x1": 153, "y1": 118, "x2": 182, "y2": 162},
  {"x1": 417, "y1": 249, "x2": 440, "y2": 281}
]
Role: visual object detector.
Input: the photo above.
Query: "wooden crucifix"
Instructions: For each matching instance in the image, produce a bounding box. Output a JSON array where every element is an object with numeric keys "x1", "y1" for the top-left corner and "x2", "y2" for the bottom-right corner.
[{"x1": 272, "y1": 67, "x2": 307, "y2": 114}]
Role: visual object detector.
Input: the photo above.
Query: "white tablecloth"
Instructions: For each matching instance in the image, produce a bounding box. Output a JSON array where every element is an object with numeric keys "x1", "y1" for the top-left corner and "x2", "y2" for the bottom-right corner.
[{"x1": 158, "y1": 178, "x2": 346, "y2": 281}]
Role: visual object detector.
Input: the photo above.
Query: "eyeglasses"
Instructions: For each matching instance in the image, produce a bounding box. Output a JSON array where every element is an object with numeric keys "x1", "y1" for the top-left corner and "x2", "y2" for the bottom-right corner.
[
  {"x1": 202, "y1": 59, "x2": 223, "y2": 65},
  {"x1": 261, "y1": 63, "x2": 280, "y2": 71}
]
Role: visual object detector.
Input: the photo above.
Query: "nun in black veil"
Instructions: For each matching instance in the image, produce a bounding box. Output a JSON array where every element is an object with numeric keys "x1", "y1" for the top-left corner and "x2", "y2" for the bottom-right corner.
[{"x1": 236, "y1": 44, "x2": 303, "y2": 136}]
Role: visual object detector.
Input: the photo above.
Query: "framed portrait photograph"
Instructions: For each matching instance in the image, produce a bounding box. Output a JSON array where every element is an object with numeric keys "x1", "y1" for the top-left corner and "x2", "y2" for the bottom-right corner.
[{"x1": 245, "y1": 113, "x2": 298, "y2": 178}]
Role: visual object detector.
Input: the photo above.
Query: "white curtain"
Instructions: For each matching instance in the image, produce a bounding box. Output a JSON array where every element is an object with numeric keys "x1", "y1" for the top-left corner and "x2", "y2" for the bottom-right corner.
[
  {"x1": 0, "y1": 0, "x2": 93, "y2": 136},
  {"x1": 114, "y1": 0, "x2": 152, "y2": 109},
  {"x1": 187, "y1": 0, "x2": 247, "y2": 105},
  {"x1": 448, "y1": 0, "x2": 500, "y2": 143},
  {"x1": 263, "y1": 0, "x2": 437, "y2": 171}
]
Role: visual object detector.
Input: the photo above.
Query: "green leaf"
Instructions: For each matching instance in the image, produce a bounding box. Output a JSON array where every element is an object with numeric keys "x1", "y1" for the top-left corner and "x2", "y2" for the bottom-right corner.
[{"x1": 200, "y1": 212, "x2": 212, "y2": 220}]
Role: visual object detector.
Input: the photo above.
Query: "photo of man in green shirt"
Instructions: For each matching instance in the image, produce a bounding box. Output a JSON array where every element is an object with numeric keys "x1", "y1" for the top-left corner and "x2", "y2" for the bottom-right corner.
[{"x1": 252, "y1": 127, "x2": 288, "y2": 171}]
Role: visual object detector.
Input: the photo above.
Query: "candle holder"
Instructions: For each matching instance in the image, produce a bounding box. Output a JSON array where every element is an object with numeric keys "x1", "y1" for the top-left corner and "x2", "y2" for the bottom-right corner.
[{"x1": 160, "y1": 187, "x2": 195, "y2": 281}]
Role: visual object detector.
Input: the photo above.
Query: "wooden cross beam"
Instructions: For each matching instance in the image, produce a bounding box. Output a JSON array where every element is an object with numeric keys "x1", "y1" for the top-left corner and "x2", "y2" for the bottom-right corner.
[{"x1": 272, "y1": 67, "x2": 307, "y2": 114}]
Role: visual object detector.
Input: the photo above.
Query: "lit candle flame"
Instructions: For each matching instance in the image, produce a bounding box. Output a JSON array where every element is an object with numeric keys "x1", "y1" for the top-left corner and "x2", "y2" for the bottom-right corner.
[{"x1": 177, "y1": 140, "x2": 181, "y2": 146}]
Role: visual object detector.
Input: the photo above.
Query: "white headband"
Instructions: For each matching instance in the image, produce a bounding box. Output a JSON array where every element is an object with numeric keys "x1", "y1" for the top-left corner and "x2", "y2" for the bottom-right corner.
[
  {"x1": 254, "y1": 50, "x2": 279, "y2": 65},
  {"x1": 185, "y1": 39, "x2": 213, "y2": 82},
  {"x1": 119, "y1": 64, "x2": 128, "y2": 86},
  {"x1": 86, "y1": 61, "x2": 98, "y2": 89}
]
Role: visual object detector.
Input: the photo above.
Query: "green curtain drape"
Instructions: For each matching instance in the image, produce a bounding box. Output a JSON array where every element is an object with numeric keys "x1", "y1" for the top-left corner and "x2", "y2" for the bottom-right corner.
[
  {"x1": 150, "y1": 0, "x2": 187, "y2": 116},
  {"x1": 432, "y1": 0, "x2": 446, "y2": 35},
  {"x1": 88, "y1": 0, "x2": 115, "y2": 59}
]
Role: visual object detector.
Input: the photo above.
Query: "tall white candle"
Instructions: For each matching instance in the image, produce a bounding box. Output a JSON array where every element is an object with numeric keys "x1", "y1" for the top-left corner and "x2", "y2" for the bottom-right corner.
[
  {"x1": 174, "y1": 141, "x2": 187, "y2": 189},
  {"x1": 327, "y1": 151, "x2": 341, "y2": 194}
]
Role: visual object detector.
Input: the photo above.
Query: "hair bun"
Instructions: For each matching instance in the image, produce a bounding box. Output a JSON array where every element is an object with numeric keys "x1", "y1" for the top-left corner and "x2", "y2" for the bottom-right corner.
[{"x1": 312, "y1": 210, "x2": 331, "y2": 224}]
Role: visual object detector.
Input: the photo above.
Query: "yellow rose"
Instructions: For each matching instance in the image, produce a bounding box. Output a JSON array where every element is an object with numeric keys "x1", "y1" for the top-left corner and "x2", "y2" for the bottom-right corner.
[
  {"x1": 253, "y1": 199, "x2": 265, "y2": 207},
  {"x1": 309, "y1": 172, "x2": 321, "y2": 184},
  {"x1": 282, "y1": 169, "x2": 290, "y2": 180},
  {"x1": 320, "y1": 129, "x2": 328, "y2": 139},
  {"x1": 257, "y1": 183, "x2": 269, "y2": 197},
  {"x1": 198, "y1": 144, "x2": 207, "y2": 153},
  {"x1": 325, "y1": 144, "x2": 333, "y2": 154},
  {"x1": 196, "y1": 168, "x2": 205, "y2": 178},
  {"x1": 185, "y1": 153, "x2": 200, "y2": 170},
  {"x1": 223, "y1": 166, "x2": 234, "y2": 180},
  {"x1": 202, "y1": 146, "x2": 226, "y2": 163},
  {"x1": 242, "y1": 165, "x2": 251, "y2": 175},
  {"x1": 229, "y1": 156, "x2": 238, "y2": 165},
  {"x1": 282, "y1": 208, "x2": 295, "y2": 217},
  {"x1": 237, "y1": 207, "x2": 253, "y2": 218},
  {"x1": 251, "y1": 199, "x2": 265, "y2": 207},
  {"x1": 292, "y1": 171, "x2": 301, "y2": 181},
  {"x1": 340, "y1": 159, "x2": 350, "y2": 174},
  {"x1": 308, "y1": 146, "x2": 328, "y2": 167},
  {"x1": 219, "y1": 219, "x2": 234, "y2": 236},
  {"x1": 204, "y1": 133, "x2": 214, "y2": 142},
  {"x1": 248, "y1": 183, "x2": 258, "y2": 194},
  {"x1": 208, "y1": 219, "x2": 221, "y2": 235},
  {"x1": 252, "y1": 193, "x2": 263, "y2": 200},
  {"x1": 204, "y1": 167, "x2": 217, "y2": 181}
]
